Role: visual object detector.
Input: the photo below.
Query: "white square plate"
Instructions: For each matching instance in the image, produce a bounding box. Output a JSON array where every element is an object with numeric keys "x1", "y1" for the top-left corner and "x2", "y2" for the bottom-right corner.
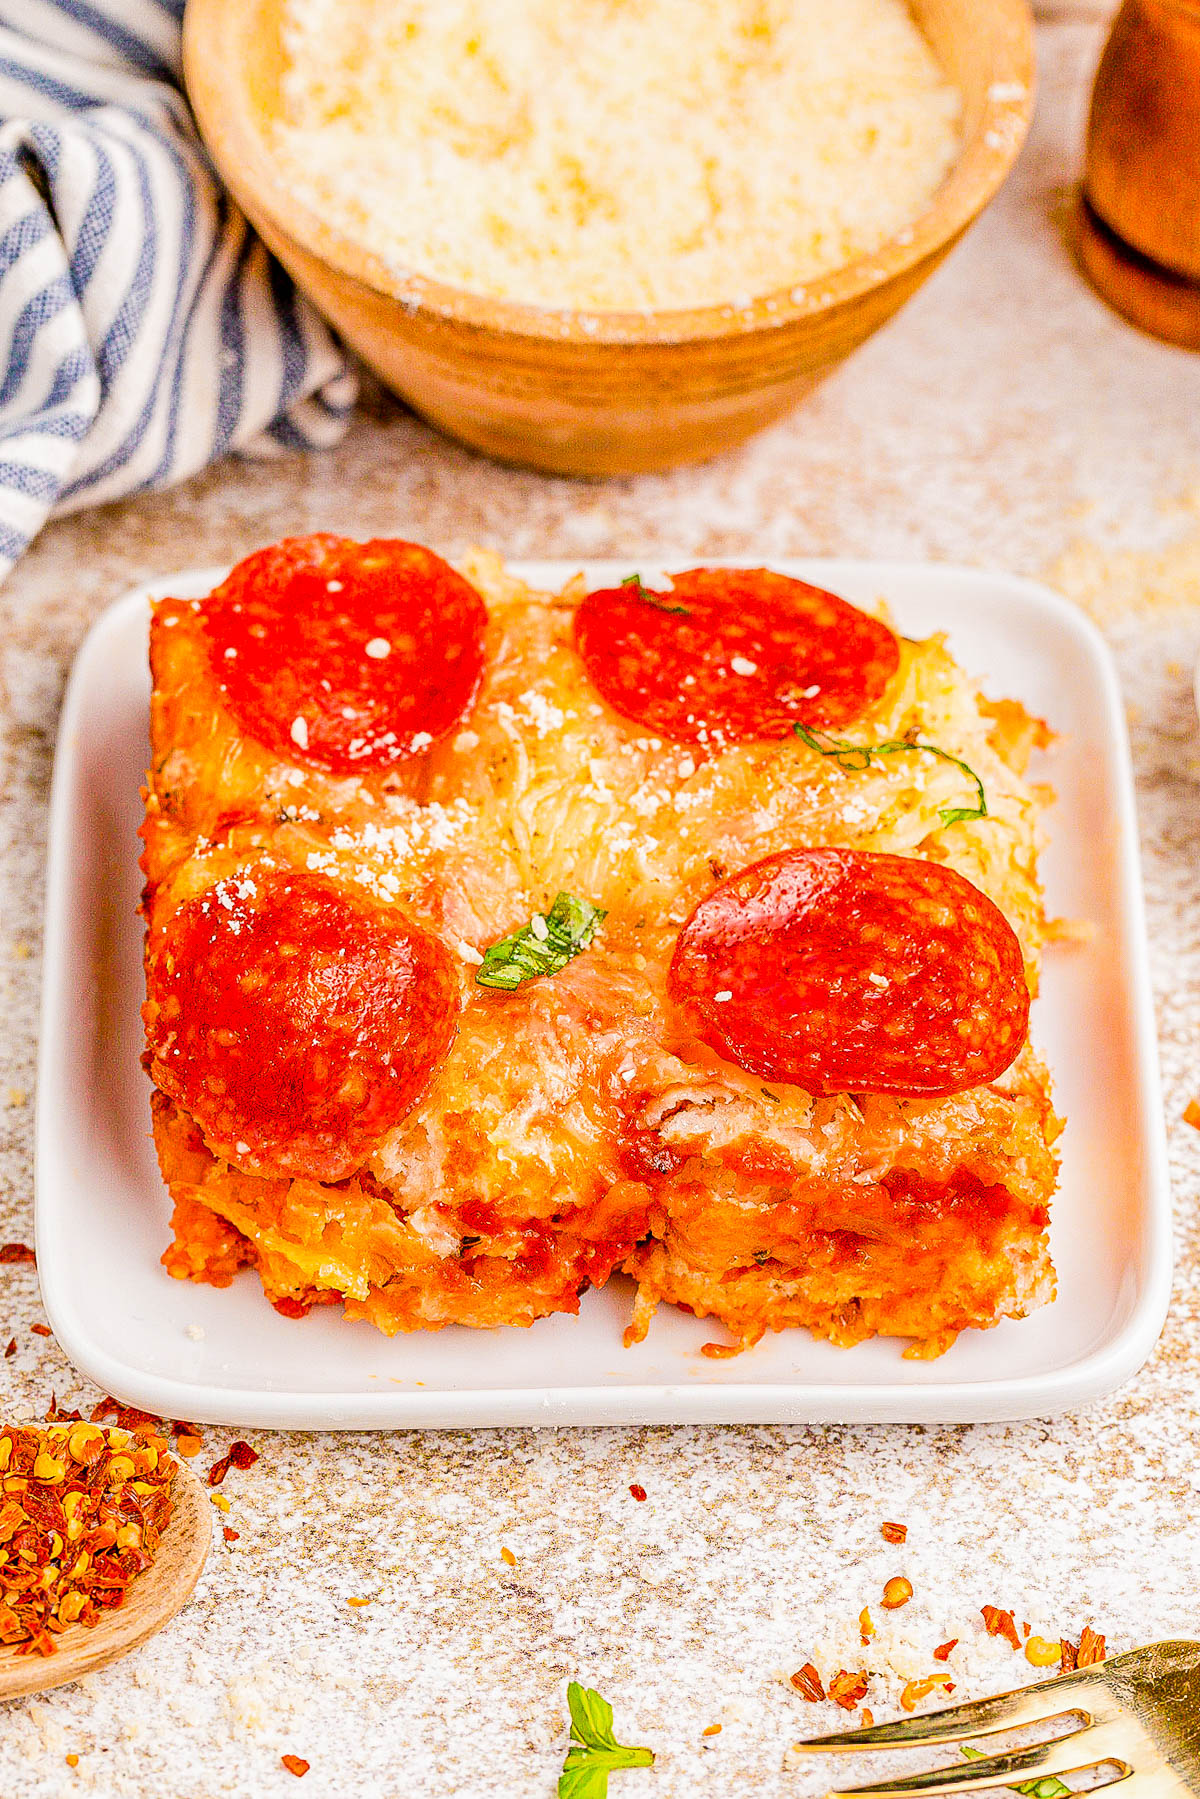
[{"x1": 36, "y1": 560, "x2": 1170, "y2": 1427}]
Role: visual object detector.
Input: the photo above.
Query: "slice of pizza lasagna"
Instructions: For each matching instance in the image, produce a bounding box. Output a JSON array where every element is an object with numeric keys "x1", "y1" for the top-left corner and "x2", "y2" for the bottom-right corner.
[{"x1": 141, "y1": 537, "x2": 1060, "y2": 1354}]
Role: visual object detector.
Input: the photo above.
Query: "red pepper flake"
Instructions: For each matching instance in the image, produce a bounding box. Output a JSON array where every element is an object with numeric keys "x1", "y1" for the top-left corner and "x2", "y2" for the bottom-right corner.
[
  {"x1": 222, "y1": 1527, "x2": 240, "y2": 1543},
  {"x1": 175, "y1": 1435, "x2": 204, "y2": 1459},
  {"x1": 933, "y1": 1639, "x2": 958, "y2": 1662},
  {"x1": 1183, "y1": 1098, "x2": 1200, "y2": 1131},
  {"x1": 629, "y1": 1484, "x2": 647, "y2": 1502},
  {"x1": 0, "y1": 1421, "x2": 176, "y2": 1655},
  {"x1": 207, "y1": 1440, "x2": 259, "y2": 1486},
  {"x1": 281, "y1": 1755, "x2": 310, "y2": 1778},
  {"x1": 1059, "y1": 1638, "x2": 1078, "y2": 1673},
  {"x1": 3, "y1": 1339, "x2": 14, "y2": 1358},
  {"x1": 880, "y1": 1521, "x2": 907, "y2": 1544},
  {"x1": 981, "y1": 1604, "x2": 1022, "y2": 1650},
  {"x1": 500, "y1": 1547, "x2": 516, "y2": 1567},
  {"x1": 89, "y1": 1397, "x2": 159, "y2": 1432},
  {"x1": 789, "y1": 1663, "x2": 825, "y2": 1702},
  {"x1": 900, "y1": 1675, "x2": 954, "y2": 1712},
  {"x1": 30, "y1": 1323, "x2": 51, "y2": 1338},
  {"x1": 829, "y1": 1670, "x2": 870, "y2": 1712},
  {"x1": 861, "y1": 1709, "x2": 874, "y2": 1729},
  {"x1": 65, "y1": 1753, "x2": 79, "y2": 1768},
  {"x1": 44, "y1": 1396, "x2": 83, "y2": 1423},
  {"x1": 0, "y1": 1243, "x2": 35, "y2": 1265},
  {"x1": 701, "y1": 1723, "x2": 722, "y2": 1737},
  {"x1": 1076, "y1": 1626, "x2": 1106, "y2": 1667}
]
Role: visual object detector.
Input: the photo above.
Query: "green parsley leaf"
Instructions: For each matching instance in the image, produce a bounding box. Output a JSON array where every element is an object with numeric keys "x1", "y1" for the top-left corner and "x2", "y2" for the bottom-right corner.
[
  {"x1": 620, "y1": 572, "x2": 690, "y2": 617},
  {"x1": 961, "y1": 1745, "x2": 1071, "y2": 1797},
  {"x1": 559, "y1": 1682, "x2": 655, "y2": 1799},
  {"x1": 475, "y1": 893, "x2": 606, "y2": 991},
  {"x1": 559, "y1": 1765, "x2": 611, "y2": 1799},
  {"x1": 793, "y1": 723, "x2": 988, "y2": 829}
]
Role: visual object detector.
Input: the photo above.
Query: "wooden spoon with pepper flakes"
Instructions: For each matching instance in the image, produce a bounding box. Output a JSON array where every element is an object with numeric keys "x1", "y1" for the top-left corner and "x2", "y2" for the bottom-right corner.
[{"x1": 0, "y1": 1422, "x2": 211, "y2": 1701}]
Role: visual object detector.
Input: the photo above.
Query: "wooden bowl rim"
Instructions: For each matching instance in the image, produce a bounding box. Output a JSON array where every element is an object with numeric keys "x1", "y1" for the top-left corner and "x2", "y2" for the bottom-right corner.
[{"x1": 182, "y1": 0, "x2": 1036, "y2": 348}]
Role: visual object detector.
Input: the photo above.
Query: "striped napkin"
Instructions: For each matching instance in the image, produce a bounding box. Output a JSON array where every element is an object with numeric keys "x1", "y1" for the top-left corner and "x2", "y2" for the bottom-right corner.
[{"x1": 0, "y1": 0, "x2": 356, "y2": 581}]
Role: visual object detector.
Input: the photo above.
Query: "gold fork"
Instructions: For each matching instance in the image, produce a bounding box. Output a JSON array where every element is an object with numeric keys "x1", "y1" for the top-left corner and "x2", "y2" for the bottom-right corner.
[{"x1": 795, "y1": 1640, "x2": 1200, "y2": 1799}]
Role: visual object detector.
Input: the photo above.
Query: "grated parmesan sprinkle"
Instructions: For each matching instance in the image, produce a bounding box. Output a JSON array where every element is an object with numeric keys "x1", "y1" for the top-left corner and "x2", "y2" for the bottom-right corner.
[{"x1": 273, "y1": 0, "x2": 961, "y2": 312}]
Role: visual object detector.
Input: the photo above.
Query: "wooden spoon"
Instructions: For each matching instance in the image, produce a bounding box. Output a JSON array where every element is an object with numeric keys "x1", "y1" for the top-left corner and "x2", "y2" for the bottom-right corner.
[{"x1": 0, "y1": 1458, "x2": 211, "y2": 1700}]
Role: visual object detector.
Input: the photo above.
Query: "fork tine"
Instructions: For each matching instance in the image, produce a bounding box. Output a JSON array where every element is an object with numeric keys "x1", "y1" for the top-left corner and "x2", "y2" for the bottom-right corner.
[
  {"x1": 826, "y1": 1760, "x2": 1129, "y2": 1799},
  {"x1": 796, "y1": 1670, "x2": 1112, "y2": 1752},
  {"x1": 824, "y1": 1724, "x2": 1132, "y2": 1797},
  {"x1": 1104, "y1": 1768, "x2": 1196, "y2": 1799}
]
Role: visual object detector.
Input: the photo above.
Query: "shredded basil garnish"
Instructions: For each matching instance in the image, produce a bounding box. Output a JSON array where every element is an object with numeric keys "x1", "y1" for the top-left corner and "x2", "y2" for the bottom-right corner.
[
  {"x1": 476, "y1": 892, "x2": 606, "y2": 991},
  {"x1": 620, "y1": 572, "x2": 690, "y2": 617},
  {"x1": 793, "y1": 723, "x2": 987, "y2": 828}
]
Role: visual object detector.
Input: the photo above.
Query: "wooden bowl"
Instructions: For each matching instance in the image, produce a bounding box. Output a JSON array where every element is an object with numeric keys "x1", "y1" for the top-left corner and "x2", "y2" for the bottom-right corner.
[{"x1": 182, "y1": 0, "x2": 1035, "y2": 477}]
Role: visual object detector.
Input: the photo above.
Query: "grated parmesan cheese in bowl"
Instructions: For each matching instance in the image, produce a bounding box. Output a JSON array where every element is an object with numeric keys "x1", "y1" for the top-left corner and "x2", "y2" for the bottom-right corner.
[{"x1": 270, "y1": 0, "x2": 963, "y2": 313}]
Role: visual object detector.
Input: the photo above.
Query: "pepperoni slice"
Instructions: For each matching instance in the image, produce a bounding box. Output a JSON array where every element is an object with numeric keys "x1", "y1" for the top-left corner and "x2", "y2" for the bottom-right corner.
[
  {"x1": 145, "y1": 870, "x2": 458, "y2": 1181},
  {"x1": 668, "y1": 849, "x2": 1029, "y2": 1097},
  {"x1": 199, "y1": 535, "x2": 487, "y2": 774},
  {"x1": 574, "y1": 567, "x2": 899, "y2": 744}
]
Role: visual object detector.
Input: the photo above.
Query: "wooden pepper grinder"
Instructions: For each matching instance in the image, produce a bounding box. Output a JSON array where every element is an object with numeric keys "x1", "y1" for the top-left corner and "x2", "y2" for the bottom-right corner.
[{"x1": 1078, "y1": 0, "x2": 1200, "y2": 347}]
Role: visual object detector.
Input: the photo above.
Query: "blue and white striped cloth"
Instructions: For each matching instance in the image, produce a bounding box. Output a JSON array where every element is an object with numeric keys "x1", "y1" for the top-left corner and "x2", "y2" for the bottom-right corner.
[{"x1": 0, "y1": 0, "x2": 356, "y2": 579}]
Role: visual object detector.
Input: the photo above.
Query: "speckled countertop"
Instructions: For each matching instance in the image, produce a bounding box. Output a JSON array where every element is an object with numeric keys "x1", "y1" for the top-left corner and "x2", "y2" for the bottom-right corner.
[{"x1": 1, "y1": 16, "x2": 1199, "y2": 1799}]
